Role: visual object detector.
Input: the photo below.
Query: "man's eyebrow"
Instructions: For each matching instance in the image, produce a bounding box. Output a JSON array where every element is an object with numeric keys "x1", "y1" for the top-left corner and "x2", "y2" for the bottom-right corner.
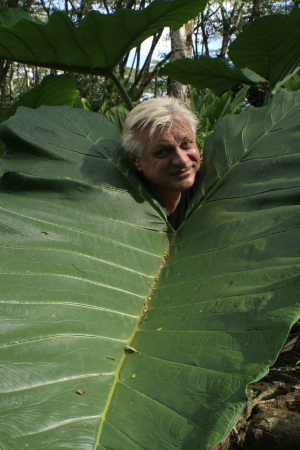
[
  {"x1": 153, "y1": 132, "x2": 193, "y2": 146},
  {"x1": 151, "y1": 139, "x2": 173, "y2": 152},
  {"x1": 153, "y1": 139, "x2": 171, "y2": 147}
]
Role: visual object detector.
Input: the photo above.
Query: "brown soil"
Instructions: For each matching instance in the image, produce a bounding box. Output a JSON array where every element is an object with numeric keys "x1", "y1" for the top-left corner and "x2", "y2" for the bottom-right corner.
[{"x1": 213, "y1": 320, "x2": 300, "y2": 450}]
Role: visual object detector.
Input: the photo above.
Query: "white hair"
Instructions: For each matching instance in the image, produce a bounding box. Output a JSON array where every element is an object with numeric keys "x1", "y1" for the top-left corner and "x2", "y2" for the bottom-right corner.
[{"x1": 122, "y1": 97, "x2": 198, "y2": 156}]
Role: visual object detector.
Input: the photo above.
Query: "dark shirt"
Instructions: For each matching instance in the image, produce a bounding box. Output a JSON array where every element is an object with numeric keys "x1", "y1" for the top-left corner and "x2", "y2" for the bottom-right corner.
[
  {"x1": 167, "y1": 183, "x2": 196, "y2": 230},
  {"x1": 135, "y1": 169, "x2": 197, "y2": 231}
]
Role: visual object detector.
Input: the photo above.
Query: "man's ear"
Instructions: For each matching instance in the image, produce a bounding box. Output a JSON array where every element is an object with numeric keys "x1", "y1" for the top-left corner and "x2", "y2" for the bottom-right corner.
[{"x1": 127, "y1": 151, "x2": 142, "y2": 171}]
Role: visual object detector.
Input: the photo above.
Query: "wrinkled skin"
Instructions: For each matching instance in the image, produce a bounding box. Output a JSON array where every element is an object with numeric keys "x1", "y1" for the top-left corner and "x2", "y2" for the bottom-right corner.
[{"x1": 128, "y1": 115, "x2": 200, "y2": 214}]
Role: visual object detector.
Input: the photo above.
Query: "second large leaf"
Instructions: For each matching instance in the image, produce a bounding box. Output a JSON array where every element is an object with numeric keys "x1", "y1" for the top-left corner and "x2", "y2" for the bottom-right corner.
[{"x1": 113, "y1": 91, "x2": 300, "y2": 448}]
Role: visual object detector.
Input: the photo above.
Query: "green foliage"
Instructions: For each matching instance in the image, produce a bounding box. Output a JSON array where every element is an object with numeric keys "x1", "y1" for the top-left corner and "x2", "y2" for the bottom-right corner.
[
  {"x1": 160, "y1": 8, "x2": 300, "y2": 104},
  {"x1": 0, "y1": 1, "x2": 207, "y2": 76},
  {"x1": 0, "y1": 74, "x2": 77, "y2": 124},
  {"x1": 0, "y1": 1, "x2": 208, "y2": 114},
  {"x1": 73, "y1": 73, "x2": 107, "y2": 111},
  {"x1": 97, "y1": 76, "x2": 130, "y2": 114},
  {"x1": 284, "y1": 69, "x2": 300, "y2": 91},
  {"x1": 1, "y1": 91, "x2": 300, "y2": 448},
  {"x1": 0, "y1": 74, "x2": 77, "y2": 157},
  {"x1": 74, "y1": 94, "x2": 93, "y2": 111},
  {"x1": 228, "y1": 7, "x2": 300, "y2": 92},
  {"x1": 104, "y1": 105, "x2": 129, "y2": 133},
  {"x1": 0, "y1": 5, "x2": 40, "y2": 25},
  {"x1": 230, "y1": 85, "x2": 251, "y2": 114},
  {"x1": 191, "y1": 86, "x2": 251, "y2": 153},
  {"x1": 160, "y1": 56, "x2": 255, "y2": 96},
  {"x1": 1, "y1": 2, "x2": 299, "y2": 124},
  {"x1": 0, "y1": 2, "x2": 300, "y2": 448}
]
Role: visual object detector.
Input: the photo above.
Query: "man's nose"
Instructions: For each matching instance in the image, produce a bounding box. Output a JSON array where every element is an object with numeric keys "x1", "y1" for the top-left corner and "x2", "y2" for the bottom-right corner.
[{"x1": 172, "y1": 148, "x2": 189, "y2": 166}]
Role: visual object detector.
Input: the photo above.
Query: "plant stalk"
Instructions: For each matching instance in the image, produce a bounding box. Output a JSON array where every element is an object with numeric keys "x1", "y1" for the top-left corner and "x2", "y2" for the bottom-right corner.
[
  {"x1": 110, "y1": 72, "x2": 134, "y2": 111},
  {"x1": 263, "y1": 88, "x2": 272, "y2": 106}
]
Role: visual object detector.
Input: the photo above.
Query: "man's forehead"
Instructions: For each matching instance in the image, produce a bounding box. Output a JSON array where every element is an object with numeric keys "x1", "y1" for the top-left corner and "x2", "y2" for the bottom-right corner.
[
  {"x1": 152, "y1": 131, "x2": 188, "y2": 147},
  {"x1": 145, "y1": 117, "x2": 193, "y2": 140},
  {"x1": 137, "y1": 115, "x2": 195, "y2": 157}
]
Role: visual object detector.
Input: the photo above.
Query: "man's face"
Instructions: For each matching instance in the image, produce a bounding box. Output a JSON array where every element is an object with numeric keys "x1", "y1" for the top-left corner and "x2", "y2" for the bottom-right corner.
[{"x1": 128, "y1": 115, "x2": 200, "y2": 196}]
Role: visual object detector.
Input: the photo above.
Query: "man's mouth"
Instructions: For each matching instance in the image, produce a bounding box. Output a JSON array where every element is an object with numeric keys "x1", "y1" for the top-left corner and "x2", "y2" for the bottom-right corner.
[{"x1": 171, "y1": 168, "x2": 192, "y2": 177}]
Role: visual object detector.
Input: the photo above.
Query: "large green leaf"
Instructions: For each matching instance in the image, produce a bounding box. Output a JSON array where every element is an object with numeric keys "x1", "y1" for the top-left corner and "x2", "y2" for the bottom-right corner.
[
  {"x1": 228, "y1": 7, "x2": 300, "y2": 90},
  {"x1": 159, "y1": 56, "x2": 255, "y2": 96},
  {"x1": 0, "y1": 74, "x2": 77, "y2": 158},
  {"x1": 0, "y1": 106, "x2": 169, "y2": 449},
  {"x1": 0, "y1": 74, "x2": 77, "y2": 126},
  {"x1": 0, "y1": 0, "x2": 207, "y2": 76},
  {"x1": 0, "y1": 6, "x2": 40, "y2": 25},
  {"x1": 1, "y1": 92, "x2": 300, "y2": 449},
  {"x1": 230, "y1": 85, "x2": 250, "y2": 112},
  {"x1": 104, "y1": 104, "x2": 129, "y2": 133}
]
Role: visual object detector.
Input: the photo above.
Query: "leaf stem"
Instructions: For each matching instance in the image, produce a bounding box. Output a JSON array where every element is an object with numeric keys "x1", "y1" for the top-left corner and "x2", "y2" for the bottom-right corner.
[
  {"x1": 263, "y1": 88, "x2": 272, "y2": 106},
  {"x1": 110, "y1": 72, "x2": 134, "y2": 111}
]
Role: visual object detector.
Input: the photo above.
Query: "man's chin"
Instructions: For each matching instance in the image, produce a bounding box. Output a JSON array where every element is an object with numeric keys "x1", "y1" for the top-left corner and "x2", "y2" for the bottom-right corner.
[{"x1": 174, "y1": 175, "x2": 196, "y2": 191}]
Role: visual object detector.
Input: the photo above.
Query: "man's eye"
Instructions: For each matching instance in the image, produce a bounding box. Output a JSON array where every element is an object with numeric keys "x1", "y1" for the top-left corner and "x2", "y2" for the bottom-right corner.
[
  {"x1": 156, "y1": 149, "x2": 169, "y2": 157},
  {"x1": 182, "y1": 141, "x2": 191, "y2": 148}
]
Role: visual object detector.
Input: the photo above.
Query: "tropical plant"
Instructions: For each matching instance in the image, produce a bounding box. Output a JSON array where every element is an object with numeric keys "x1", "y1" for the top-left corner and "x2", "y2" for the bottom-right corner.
[
  {"x1": 0, "y1": 74, "x2": 77, "y2": 124},
  {"x1": 1, "y1": 89, "x2": 300, "y2": 449},
  {"x1": 0, "y1": 0, "x2": 170, "y2": 111},
  {"x1": 0, "y1": 0, "x2": 207, "y2": 111},
  {"x1": 284, "y1": 69, "x2": 300, "y2": 91},
  {"x1": 0, "y1": 0, "x2": 207, "y2": 154},
  {"x1": 2, "y1": 3, "x2": 299, "y2": 135},
  {"x1": 191, "y1": 85, "x2": 251, "y2": 152},
  {"x1": 0, "y1": 0, "x2": 208, "y2": 154},
  {"x1": 0, "y1": 74, "x2": 79, "y2": 156},
  {"x1": 160, "y1": 7, "x2": 300, "y2": 105},
  {"x1": 1, "y1": 2, "x2": 300, "y2": 448},
  {"x1": 1, "y1": 0, "x2": 298, "y2": 112}
]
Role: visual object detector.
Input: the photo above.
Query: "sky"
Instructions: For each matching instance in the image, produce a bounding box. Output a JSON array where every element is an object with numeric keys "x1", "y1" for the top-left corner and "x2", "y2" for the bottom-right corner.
[
  {"x1": 126, "y1": 29, "x2": 171, "y2": 68},
  {"x1": 126, "y1": 27, "x2": 222, "y2": 68}
]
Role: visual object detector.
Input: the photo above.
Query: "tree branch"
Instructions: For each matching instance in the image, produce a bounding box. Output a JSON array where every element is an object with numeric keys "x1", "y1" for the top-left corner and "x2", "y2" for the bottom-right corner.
[
  {"x1": 103, "y1": 0, "x2": 110, "y2": 14},
  {"x1": 129, "y1": 51, "x2": 171, "y2": 102},
  {"x1": 40, "y1": 0, "x2": 50, "y2": 18},
  {"x1": 130, "y1": 31, "x2": 162, "y2": 90}
]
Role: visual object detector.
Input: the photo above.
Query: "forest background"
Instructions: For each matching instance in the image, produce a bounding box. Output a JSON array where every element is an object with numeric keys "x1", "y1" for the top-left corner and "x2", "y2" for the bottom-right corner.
[{"x1": 1, "y1": 0, "x2": 299, "y2": 122}]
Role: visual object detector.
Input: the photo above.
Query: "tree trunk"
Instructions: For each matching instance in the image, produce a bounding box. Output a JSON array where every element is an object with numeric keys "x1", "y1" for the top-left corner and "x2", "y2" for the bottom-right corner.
[
  {"x1": 24, "y1": 64, "x2": 29, "y2": 89},
  {"x1": 219, "y1": 3, "x2": 243, "y2": 60},
  {"x1": 250, "y1": 0, "x2": 260, "y2": 22},
  {"x1": 135, "y1": 45, "x2": 141, "y2": 81},
  {"x1": 34, "y1": 66, "x2": 39, "y2": 86},
  {"x1": 9, "y1": 62, "x2": 14, "y2": 104},
  {"x1": 167, "y1": 21, "x2": 194, "y2": 103},
  {"x1": 200, "y1": 12, "x2": 209, "y2": 57},
  {"x1": 0, "y1": 60, "x2": 11, "y2": 112}
]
